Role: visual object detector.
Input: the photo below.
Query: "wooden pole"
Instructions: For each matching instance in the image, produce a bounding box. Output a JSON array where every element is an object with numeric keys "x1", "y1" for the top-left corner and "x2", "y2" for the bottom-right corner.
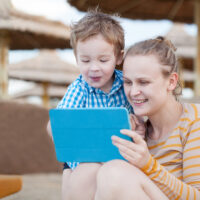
[
  {"x1": 194, "y1": 0, "x2": 200, "y2": 96},
  {"x1": 42, "y1": 82, "x2": 49, "y2": 108},
  {"x1": 0, "y1": 33, "x2": 9, "y2": 100}
]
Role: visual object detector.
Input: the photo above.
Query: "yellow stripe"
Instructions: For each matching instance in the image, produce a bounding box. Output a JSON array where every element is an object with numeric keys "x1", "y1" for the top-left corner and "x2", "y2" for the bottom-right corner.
[
  {"x1": 178, "y1": 182, "x2": 184, "y2": 200},
  {"x1": 176, "y1": 182, "x2": 181, "y2": 196},
  {"x1": 173, "y1": 126, "x2": 187, "y2": 132},
  {"x1": 193, "y1": 187, "x2": 196, "y2": 200},
  {"x1": 184, "y1": 164, "x2": 200, "y2": 171},
  {"x1": 184, "y1": 108, "x2": 188, "y2": 113},
  {"x1": 171, "y1": 177, "x2": 178, "y2": 198},
  {"x1": 183, "y1": 155, "x2": 200, "y2": 162},
  {"x1": 189, "y1": 118, "x2": 200, "y2": 126},
  {"x1": 186, "y1": 185, "x2": 190, "y2": 200},
  {"x1": 185, "y1": 128, "x2": 200, "y2": 140},
  {"x1": 160, "y1": 175, "x2": 170, "y2": 193},
  {"x1": 186, "y1": 137, "x2": 200, "y2": 144},
  {"x1": 183, "y1": 173, "x2": 200, "y2": 179},
  {"x1": 162, "y1": 144, "x2": 182, "y2": 149},
  {"x1": 148, "y1": 141, "x2": 165, "y2": 150},
  {"x1": 169, "y1": 167, "x2": 182, "y2": 173},
  {"x1": 162, "y1": 158, "x2": 182, "y2": 166},
  {"x1": 191, "y1": 104, "x2": 198, "y2": 119},
  {"x1": 169, "y1": 135, "x2": 180, "y2": 139},
  {"x1": 177, "y1": 175, "x2": 183, "y2": 180},
  {"x1": 156, "y1": 151, "x2": 177, "y2": 160},
  {"x1": 184, "y1": 146, "x2": 200, "y2": 154},
  {"x1": 151, "y1": 166, "x2": 162, "y2": 179},
  {"x1": 187, "y1": 181, "x2": 200, "y2": 185},
  {"x1": 165, "y1": 176, "x2": 173, "y2": 197},
  {"x1": 141, "y1": 156, "x2": 153, "y2": 171},
  {"x1": 180, "y1": 117, "x2": 191, "y2": 123}
]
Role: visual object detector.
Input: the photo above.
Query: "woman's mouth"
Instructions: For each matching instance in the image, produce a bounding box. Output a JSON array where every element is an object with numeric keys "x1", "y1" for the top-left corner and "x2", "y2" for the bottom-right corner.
[{"x1": 132, "y1": 99, "x2": 148, "y2": 105}]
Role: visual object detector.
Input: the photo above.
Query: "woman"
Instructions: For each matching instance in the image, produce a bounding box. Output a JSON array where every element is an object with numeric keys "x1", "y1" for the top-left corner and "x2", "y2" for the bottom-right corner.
[
  {"x1": 63, "y1": 37, "x2": 200, "y2": 200},
  {"x1": 109, "y1": 36, "x2": 200, "y2": 199}
]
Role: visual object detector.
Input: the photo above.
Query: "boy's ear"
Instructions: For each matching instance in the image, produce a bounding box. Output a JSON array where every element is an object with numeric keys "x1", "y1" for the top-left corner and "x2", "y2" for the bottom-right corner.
[
  {"x1": 116, "y1": 50, "x2": 124, "y2": 65},
  {"x1": 167, "y1": 72, "x2": 178, "y2": 91}
]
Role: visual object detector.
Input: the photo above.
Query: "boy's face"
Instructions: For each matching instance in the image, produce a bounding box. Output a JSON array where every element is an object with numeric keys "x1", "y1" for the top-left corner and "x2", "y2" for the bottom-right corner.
[{"x1": 76, "y1": 34, "x2": 122, "y2": 93}]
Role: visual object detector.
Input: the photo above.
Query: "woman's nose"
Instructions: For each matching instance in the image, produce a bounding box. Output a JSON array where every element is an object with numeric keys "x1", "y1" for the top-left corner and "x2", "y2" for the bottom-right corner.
[{"x1": 130, "y1": 86, "x2": 141, "y2": 96}]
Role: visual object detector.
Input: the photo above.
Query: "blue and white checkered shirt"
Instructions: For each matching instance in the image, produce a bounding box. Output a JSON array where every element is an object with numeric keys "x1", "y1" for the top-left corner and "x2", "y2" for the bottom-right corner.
[{"x1": 57, "y1": 69, "x2": 132, "y2": 169}]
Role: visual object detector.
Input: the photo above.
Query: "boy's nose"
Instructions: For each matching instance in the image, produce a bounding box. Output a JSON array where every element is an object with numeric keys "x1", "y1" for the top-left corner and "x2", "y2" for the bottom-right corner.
[{"x1": 90, "y1": 64, "x2": 100, "y2": 71}]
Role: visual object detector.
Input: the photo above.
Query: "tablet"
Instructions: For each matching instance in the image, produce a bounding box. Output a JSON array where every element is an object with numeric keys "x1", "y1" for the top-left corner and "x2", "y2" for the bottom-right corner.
[{"x1": 49, "y1": 108, "x2": 131, "y2": 162}]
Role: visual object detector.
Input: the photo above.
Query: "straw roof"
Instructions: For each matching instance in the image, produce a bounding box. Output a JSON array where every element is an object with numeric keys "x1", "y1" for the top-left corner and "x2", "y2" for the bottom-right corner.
[
  {"x1": 11, "y1": 85, "x2": 67, "y2": 99},
  {"x1": 8, "y1": 50, "x2": 80, "y2": 85},
  {"x1": 0, "y1": 0, "x2": 71, "y2": 49},
  {"x1": 166, "y1": 23, "x2": 196, "y2": 59},
  {"x1": 68, "y1": 0, "x2": 194, "y2": 23}
]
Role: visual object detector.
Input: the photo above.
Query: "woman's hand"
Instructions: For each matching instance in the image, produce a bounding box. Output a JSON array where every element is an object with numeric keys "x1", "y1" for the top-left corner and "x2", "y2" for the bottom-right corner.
[
  {"x1": 111, "y1": 129, "x2": 150, "y2": 169},
  {"x1": 130, "y1": 114, "x2": 146, "y2": 139}
]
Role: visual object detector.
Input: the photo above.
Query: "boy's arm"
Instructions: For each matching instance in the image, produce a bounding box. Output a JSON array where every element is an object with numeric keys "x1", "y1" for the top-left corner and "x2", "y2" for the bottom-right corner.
[
  {"x1": 47, "y1": 82, "x2": 86, "y2": 139},
  {"x1": 47, "y1": 120, "x2": 53, "y2": 140}
]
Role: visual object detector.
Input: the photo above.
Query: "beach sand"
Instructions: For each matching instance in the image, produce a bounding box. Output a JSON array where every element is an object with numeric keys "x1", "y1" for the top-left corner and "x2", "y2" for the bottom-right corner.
[{"x1": 2, "y1": 173, "x2": 62, "y2": 200}]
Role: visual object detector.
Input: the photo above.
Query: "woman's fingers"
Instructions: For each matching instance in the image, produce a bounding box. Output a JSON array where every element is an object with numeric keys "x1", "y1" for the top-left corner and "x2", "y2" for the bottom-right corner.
[
  {"x1": 112, "y1": 135, "x2": 137, "y2": 152},
  {"x1": 112, "y1": 130, "x2": 150, "y2": 168},
  {"x1": 130, "y1": 114, "x2": 136, "y2": 130},
  {"x1": 120, "y1": 129, "x2": 145, "y2": 145}
]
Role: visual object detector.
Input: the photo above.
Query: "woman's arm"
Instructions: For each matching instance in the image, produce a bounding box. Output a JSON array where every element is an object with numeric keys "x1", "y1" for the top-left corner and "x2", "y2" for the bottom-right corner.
[{"x1": 112, "y1": 129, "x2": 200, "y2": 200}]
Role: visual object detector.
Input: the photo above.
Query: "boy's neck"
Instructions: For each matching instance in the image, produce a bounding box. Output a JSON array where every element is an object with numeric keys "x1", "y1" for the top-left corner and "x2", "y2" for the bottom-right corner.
[{"x1": 99, "y1": 73, "x2": 115, "y2": 94}]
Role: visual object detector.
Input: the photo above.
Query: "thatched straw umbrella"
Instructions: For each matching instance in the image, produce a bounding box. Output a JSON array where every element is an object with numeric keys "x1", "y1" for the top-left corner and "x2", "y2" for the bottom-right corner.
[
  {"x1": 8, "y1": 50, "x2": 80, "y2": 108},
  {"x1": 166, "y1": 23, "x2": 196, "y2": 89},
  {"x1": 11, "y1": 85, "x2": 67, "y2": 100},
  {"x1": 68, "y1": 0, "x2": 200, "y2": 96},
  {"x1": 0, "y1": 0, "x2": 71, "y2": 99}
]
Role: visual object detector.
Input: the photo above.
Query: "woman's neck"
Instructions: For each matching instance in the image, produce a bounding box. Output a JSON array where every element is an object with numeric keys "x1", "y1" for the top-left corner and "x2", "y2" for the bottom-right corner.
[{"x1": 147, "y1": 97, "x2": 183, "y2": 140}]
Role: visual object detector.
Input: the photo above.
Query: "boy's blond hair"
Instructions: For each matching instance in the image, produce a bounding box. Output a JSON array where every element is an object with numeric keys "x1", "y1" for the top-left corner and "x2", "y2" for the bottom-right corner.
[{"x1": 70, "y1": 10, "x2": 124, "y2": 57}]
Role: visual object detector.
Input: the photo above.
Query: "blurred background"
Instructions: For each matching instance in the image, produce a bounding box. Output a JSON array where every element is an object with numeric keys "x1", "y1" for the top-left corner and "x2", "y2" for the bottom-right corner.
[{"x1": 0, "y1": 0, "x2": 199, "y2": 199}]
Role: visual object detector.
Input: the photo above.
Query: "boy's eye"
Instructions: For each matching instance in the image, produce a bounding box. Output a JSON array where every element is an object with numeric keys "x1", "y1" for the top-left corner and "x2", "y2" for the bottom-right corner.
[
  {"x1": 81, "y1": 60, "x2": 89, "y2": 63},
  {"x1": 100, "y1": 60, "x2": 108, "y2": 63}
]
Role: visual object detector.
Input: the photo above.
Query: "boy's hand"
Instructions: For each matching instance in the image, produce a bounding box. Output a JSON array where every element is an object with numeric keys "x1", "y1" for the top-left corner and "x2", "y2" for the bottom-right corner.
[{"x1": 130, "y1": 114, "x2": 146, "y2": 139}]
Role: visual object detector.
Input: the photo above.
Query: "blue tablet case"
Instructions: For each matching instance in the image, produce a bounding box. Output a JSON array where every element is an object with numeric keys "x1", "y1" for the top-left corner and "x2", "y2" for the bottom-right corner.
[{"x1": 49, "y1": 108, "x2": 131, "y2": 162}]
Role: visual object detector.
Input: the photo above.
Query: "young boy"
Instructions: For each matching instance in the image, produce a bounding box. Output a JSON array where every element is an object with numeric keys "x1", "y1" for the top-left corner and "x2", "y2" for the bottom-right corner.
[
  {"x1": 56, "y1": 10, "x2": 132, "y2": 169},
  {"x1": 47, "y1": 10, "x2": 133, "y2": 199}
]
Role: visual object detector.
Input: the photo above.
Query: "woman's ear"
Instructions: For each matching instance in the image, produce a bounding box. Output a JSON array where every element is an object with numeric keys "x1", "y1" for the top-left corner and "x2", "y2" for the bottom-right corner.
[
  {"x1": 167, "y1": 72, "x2": 178, "y2": 92},
  {"x1": 116, "y1": 50, "x2": 124, "y2": 65}
]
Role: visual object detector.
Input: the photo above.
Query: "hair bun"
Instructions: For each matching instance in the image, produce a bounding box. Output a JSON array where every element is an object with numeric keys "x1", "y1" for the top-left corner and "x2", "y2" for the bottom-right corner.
[{"x1": 155, "y1": 36, "x2": 177, "y2": 52}]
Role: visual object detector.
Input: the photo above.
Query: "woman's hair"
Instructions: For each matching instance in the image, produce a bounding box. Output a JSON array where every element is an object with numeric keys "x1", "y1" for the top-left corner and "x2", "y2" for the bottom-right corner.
[
  {"x1": 70, "y1": 9, "x2": 124, "y2": 57},
  {"x1": 124, "y1": 36, "x2": 182, "y2": 97}
]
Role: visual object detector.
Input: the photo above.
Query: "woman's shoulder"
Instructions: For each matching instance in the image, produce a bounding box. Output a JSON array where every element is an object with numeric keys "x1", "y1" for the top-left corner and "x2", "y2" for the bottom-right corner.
[{"x1": 182, "y1": 102, "x2": 200, "y2": 119}]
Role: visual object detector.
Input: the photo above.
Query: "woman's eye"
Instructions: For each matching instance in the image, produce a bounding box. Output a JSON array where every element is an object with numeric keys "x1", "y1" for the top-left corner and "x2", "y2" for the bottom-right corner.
[
  {"x1": 124, "y1": 81, "x2": 132, "y2": 85},
  {"x1": 140, "y1": 81, "x2": 149, "y2": 85}
]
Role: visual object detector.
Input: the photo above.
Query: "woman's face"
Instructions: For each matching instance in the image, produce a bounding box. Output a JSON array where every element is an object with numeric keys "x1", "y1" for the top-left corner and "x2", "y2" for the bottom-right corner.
[{"x1": 123, "y1": 54, "x2": 171, "y2": 117}]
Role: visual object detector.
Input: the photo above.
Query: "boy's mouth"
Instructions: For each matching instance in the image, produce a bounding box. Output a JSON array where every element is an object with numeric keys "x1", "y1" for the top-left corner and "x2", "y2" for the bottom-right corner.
[{"x1": 90, "y1": 76, "x2": 101, "y2": 82}]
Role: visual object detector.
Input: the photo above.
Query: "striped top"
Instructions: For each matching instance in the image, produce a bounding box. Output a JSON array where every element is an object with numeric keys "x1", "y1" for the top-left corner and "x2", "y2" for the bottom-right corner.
[
  {"x1": 142, "y1": 103, "x2": 200, "y2": 200},
  {"x1": 57, "y1": 69, "x2": 132, "y2": 169}
]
